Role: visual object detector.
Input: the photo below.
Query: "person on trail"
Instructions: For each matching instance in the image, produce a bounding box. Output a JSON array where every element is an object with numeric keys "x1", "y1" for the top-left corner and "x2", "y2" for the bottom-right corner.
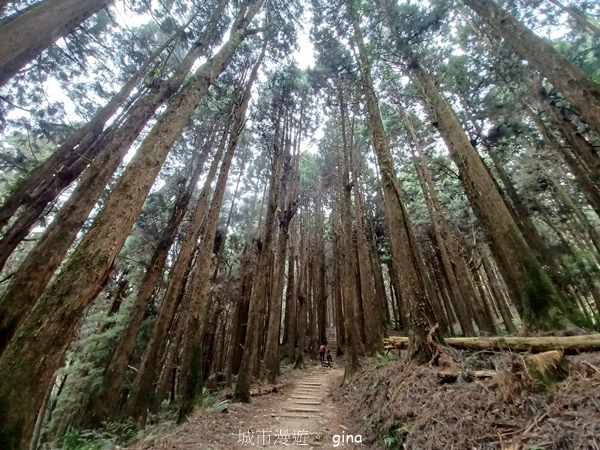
[
  {"x1": 326, "y1": 349, "x2": 333, "y2": 367},
  {"x1": 319, "y1": 344, "x2": 325, "y2": 364}
]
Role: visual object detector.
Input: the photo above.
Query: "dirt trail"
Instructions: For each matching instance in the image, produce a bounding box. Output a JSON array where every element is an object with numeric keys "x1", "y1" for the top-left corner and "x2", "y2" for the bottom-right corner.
[{"x1": 131, "y1": 345, "x2": 360, "y2": 449}]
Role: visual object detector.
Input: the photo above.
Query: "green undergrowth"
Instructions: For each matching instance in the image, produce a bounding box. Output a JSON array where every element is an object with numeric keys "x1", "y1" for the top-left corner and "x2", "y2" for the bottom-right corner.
[{"x1": 58, "y1": 419, "x2": 137, "y2": 450}]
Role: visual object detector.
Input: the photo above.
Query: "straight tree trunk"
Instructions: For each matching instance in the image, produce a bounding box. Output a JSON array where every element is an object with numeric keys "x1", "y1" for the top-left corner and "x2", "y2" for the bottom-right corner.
[
  {"x1": 307, "y1": 248, "x2": 318, "y2": 356},
  {"x1": 294, "y1": 225, "x2": 308, "y2": 369},
  {"x1": 483, "y1": 144, "x2": 551, "y2": 261},
  {"x1": 0, "y1": 31, "x2": 177, "y2": 232},
  {"x1": 481, "y1": 251, "x2": 518, "y2": 333},
  {"x1": 0, "y1": 3, "x2": 226, "y2": 269},
  {"x1": 282, "y1": 243, "x2": 297, "y2": 357},
  {"x1": 0, "y1": 0, "x2": 112, "y2": 87},
  {"x1": 352, "y1": 169, "x2": 383, "y2": 353},
  {"x1": 545, "y1": 0, "x2": 600, "y2": 38},
  {"x1": 405, "y1": 53, "x2": 571, "y2": 330},
  {"x1": 336, "y1": 82, "x2": 363, "y2": 376},
  {"x1": 535, "y1": 88, "x2": 600, "y2": 190},
  {"x1": 386, "y1": 259, "x2": 405, "y2": 331},
  {"x1": 178, "y1": 48, "x2": 263, "y2": 418},
  {"x1": 234, "y1": 100, "x2": 285, "y2": 402},
  {"x1": 351, "y1": 10, "x2": 437, "y2": 364},
  {"x1": 83, "y1": 147, "x2": 208, "y2": 426},
  {"x1": 331, "y1": 212, "x2": 346, "y2": 350},
  {"x1": 264, "y1": 137, "x2": 298, "y2": 383},
  {"x1": 225, "y1": 242, "x2": 254, "y2": 384},
  {"x1": 0, "y1": 120, "x2": 216, "y2": 358},
  {"x1": 544, "y1": 167, "x2": 600, "y2": 254},
  {"x1": 124, "y1": 118, "x2": 232, "y2": 424},
  {"x1": 405, "y1": 115, "x2": 476, "y2": 337},
  {"x1": 315, "y1": 204, "x2": 328, "y2": 346},
  {"x1": 462, "y1": 0, "x2": 600, "y2": 136},
  {"x1": 0, "y1": 3, "x2": 263, "y2": 445}
]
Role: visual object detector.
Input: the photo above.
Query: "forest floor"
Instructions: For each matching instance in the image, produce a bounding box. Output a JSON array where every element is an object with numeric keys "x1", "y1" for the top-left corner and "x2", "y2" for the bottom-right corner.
[
  {"x1": 125, "y1": 348, "x2": 600, "y2": 450},
  {"x1": 127, "y1": 360, "x2": 360, "y2": 449},
  {"x1": 333, "y1": 350, "x2": 600, "y2": 449}
]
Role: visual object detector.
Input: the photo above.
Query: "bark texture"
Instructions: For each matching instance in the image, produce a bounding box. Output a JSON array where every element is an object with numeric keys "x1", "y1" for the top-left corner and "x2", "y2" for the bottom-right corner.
[
  {"x1": 0, "y1": 4, "x2": 262, "y2": 446},
  {"x1": 351, "y1": 8, "x2": 437, "y2": 364},
  {"x1": 462, "y1": 0, "x2": 600, "y2": 135},
  {"x1": 0, "y1": 0, "x2": 112, "y2": 86},
  {"x1": 407, "y1": 55, "x2": 570, "y2": 330}
]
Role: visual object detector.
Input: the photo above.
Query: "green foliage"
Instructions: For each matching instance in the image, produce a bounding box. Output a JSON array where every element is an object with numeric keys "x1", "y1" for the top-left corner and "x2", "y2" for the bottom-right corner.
[
  {"x1": 381, "y1": 423, "x2": 408, "y2": 449},
  {"x1": 58, "y1": 419, "x2": 136, "y2": 450},
  {"x1": 375, "y1": 351, "x2": 399, "y2": 366}
]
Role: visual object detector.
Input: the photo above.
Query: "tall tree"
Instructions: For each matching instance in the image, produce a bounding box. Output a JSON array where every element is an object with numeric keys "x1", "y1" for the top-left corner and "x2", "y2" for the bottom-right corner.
[
  {"x1": 461, "y1": 0, "x2": 600, "y2": 135},
  {"x1": 178, "y1": 42, "x2": 265, "y2": 419},
  {"x1": 0, "y1": 0, "x2": 113, "y2": 86},
  {"x1": 0, "y1": 1, "x2": 265, "y2": 446},
  {"x1": 349, "y1": 0, "x2": 437, "y2": 364}
]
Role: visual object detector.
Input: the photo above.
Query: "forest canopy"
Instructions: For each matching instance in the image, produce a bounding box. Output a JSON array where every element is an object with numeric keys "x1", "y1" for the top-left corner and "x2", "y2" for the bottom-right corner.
[{"x1": 0, "y1": 0, "x2": 599, "y2": 449}]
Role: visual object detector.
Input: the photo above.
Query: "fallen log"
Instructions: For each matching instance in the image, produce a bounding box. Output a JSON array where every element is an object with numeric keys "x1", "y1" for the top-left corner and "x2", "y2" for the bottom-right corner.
[
  {"x1": 384, "y1": 334, "x2": 600, "y2": 354},
  {"x1": 249, "y1": 383, "x2": 285, "y2": 397}
]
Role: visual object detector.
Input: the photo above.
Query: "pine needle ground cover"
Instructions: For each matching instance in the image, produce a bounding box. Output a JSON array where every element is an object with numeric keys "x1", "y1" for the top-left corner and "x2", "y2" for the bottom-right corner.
[{"x1": 333, "y1": 352, "x2": 600, "y2": 449}]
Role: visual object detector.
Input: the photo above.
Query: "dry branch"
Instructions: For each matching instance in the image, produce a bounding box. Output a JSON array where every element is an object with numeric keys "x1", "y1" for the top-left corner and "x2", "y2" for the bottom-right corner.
[
  {"x1": 384, "y1": 334, "x2": 600, "y2": 354},
  {"x1": 437, "y1": 369, "x2": 496, "y2": 383}
]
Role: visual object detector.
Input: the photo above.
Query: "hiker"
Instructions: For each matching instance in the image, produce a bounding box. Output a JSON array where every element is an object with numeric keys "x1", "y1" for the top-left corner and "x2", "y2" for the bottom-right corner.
[
  {"x1": 319, "y1": 344, "x2": 325, "y2": 364},
  {"x1": 326, "y1": 349, "x2": 333, "y2": 367}
]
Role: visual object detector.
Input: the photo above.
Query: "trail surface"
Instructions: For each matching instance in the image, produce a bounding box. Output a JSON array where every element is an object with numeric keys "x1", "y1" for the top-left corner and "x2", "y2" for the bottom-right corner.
[{"x1": 129, "y1": 360, "x2": 360, "y2": 449}]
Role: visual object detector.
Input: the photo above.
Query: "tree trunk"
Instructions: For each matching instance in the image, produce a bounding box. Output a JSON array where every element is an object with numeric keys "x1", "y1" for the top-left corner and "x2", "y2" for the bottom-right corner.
[
  {"x1": 178, "y1": 48, "x2": 263, "y2": 418},
  {"x1": 545, "y1": 0, "x2": 600, "y2": 38},
  {"x1": 461, "y1": 0, "x2": 600, "y2": 136},
  {"x1": 124, "y1": 117, "x2": 231, "y2": 424},
  {"x1": 264, "y1": 135, "x2": 298, "y2": 383},
  {"x1": 352, "y1": 152, "x2": 383, "y2": 353},
  {"x1": 540, "y1": 163, "x2": 600, "y2": 255},
  {"x1": 481, "y1": 250, "x2": 518, "y2": 333},
  {"x1": 0, "y1": 31, "x2": 176, "y2": 232},
  {"x1": 315, "y1": 204, "x2": 328, "y2": 346},
  {"x1": 405, "y1": 115, "x2": 476, "y2": 337},
  {"x1": 538, "y1": 91, "x2": 600, "y2": 184},
  {"x1": 0, "y1": 5, "x2": 262, "y2": 444},
  {"x1": 331, "y1": 212, "x2": 346, "y2": 350},
  {"x1": 282, "y1": 244, "x2": 296, "y2": 358},
  {"x1": 336, "y1": 81, "x2": 363, "y2": 376},
  {"x1": 385, "y1": 334, "x2": 600, "y2": 354},
  {"x1": 83, "y1": 148, "x2": 208, "y2": 426},
  {"x1": 534, "y1": 88, "x2": 600, "y2": 193},
  {"x1": 294, "y1": 225, "x2": 308, "y2": 370},
  {"x1": 0, "y1": 0, "x2": 112, "y2": 87},
  {"x1": 0, "y1": 2, "x2": 227, "y2": 269},
  {"x1": 406, "y1": 53, "x2": 571, "y2": 330},
  {"x1": 234, "y1": 98, "x2": 285, "y2": 402},
  {"x1": 351, "y1": 12, "x2": 437, "y2": 364},
  {"x1": 225, "y1": 242, "x2": 254, "y2": 385}
]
